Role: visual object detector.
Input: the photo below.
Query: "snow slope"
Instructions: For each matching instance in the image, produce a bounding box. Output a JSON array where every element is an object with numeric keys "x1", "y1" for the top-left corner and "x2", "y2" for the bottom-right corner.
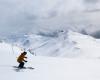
[{"x1": 1, "y1": 42, "x2": 100, "y2": 80}]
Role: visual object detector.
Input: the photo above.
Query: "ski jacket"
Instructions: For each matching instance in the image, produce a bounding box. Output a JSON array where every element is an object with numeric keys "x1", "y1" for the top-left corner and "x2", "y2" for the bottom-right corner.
[{"x1": 17, "y1": 53, "x2": 27, "y2": 63}]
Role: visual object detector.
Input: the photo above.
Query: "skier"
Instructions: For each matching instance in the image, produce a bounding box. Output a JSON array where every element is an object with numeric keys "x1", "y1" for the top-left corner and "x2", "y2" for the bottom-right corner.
[{"x1": 17, "y1": 51, "x2": 27, "y2": 68}]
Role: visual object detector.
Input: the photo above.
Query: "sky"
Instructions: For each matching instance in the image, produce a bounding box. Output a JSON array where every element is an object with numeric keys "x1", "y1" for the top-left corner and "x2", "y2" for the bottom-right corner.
[{"x1": 0, "y1": 0, "x2": 100, "y2": 38}]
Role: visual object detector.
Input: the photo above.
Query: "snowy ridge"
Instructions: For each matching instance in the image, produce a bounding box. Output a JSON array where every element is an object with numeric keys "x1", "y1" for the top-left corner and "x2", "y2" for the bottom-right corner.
[
  {"x1": 68, "y1": 31, "x2": 100, "y2": 58},
  {"x1": 8, "y1": 30, "x2": 100, "y2": 58}
]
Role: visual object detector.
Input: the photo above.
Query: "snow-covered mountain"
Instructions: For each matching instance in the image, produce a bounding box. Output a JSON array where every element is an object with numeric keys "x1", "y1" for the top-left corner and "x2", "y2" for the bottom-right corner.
[{"x1": 3, "y1": 30, "x2": 100, "y2": 58}]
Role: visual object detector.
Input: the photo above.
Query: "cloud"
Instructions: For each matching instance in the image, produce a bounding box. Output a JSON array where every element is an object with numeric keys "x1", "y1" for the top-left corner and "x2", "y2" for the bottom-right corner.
[
  {"x1": 0, "y1": 0, "x2": 100, "y2": 39},
  {"x1": 84, "y1": 0, "x2": 99, "y2": 4}
]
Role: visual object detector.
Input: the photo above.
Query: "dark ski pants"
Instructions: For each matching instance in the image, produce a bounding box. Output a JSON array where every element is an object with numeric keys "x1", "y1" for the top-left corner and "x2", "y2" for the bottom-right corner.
[{"x1": 18, "y1": 62, "x2": 24, "y2": 68}]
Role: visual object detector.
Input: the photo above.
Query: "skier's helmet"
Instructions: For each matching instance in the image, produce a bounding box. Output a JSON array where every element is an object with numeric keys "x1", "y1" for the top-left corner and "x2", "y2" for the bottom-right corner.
[{"x1": 23, "y1": 51, "x2": 27, "y2": 55}]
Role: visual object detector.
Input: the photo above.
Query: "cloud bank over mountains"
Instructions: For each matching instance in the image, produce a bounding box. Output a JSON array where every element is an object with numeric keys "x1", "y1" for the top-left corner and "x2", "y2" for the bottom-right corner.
[{"x1": 0, "y1": 0, "x2": 100, "y2": 38}]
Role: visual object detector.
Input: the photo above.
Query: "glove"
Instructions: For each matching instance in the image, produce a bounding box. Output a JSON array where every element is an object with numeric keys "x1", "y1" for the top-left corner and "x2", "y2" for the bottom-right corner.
[
  {"x1": 25, "y1": 57, "x2": 27, "y2": 58},
  {"x1": 25, "y1": 61, "x2": 27, "y2": 62}
]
